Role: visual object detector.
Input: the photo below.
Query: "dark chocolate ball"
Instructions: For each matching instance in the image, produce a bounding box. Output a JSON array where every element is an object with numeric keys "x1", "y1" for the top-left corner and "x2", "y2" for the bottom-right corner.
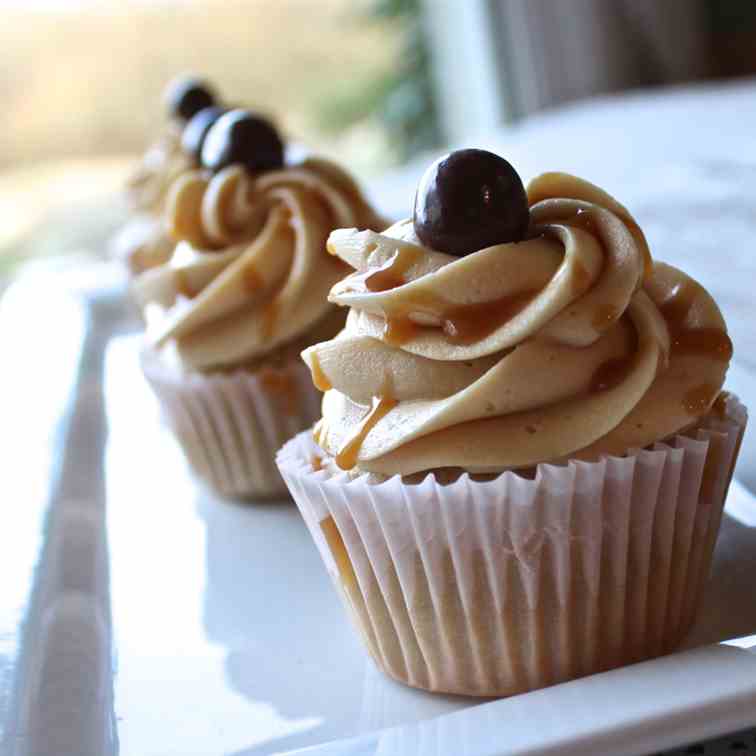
[
  {"x1": 413, "y1": 149, "x2": 530, "y2": 256},
  {"x1": 200, "y1": 109, "x2": 284, "y2": 174},
  {"x1": 181, "y1": 106, "x2": 227, "y2": 164},
  {"x1": 164, "y1": 76, "x2": 216, "y2": 121}
]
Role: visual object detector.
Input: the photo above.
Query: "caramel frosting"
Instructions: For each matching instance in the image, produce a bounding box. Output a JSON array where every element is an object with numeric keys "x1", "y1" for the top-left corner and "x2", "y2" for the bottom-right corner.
[
  {"x1": 133, "y1": 157, "x2": 385, "y2": 371},
  {"x1": 304, "y1": 173, "x2": 732, "y2": 475}
]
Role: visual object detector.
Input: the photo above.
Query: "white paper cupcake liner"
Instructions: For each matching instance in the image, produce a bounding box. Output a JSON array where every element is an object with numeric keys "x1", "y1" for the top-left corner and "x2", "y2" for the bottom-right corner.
[
  {"x1": 277, "y1": 395, "x2": 747, "y2": 697},
  {"x1": 142, "y1": 349, "x2": 322, "y2": 499}
]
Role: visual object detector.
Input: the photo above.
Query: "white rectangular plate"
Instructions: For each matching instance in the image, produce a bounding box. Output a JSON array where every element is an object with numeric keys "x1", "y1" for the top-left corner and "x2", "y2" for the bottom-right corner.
[{"x1": 2, "y1": 280, "x2": 756, "y2": 756}]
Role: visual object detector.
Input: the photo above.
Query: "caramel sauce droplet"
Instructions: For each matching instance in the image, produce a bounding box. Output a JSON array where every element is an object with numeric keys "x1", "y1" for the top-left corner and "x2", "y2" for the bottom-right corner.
[
  {"x1": 342, "y1": 244, "x2": 424, "y2": 295},
  {"x1": 366, "y1": 265, "x2": 408, "y2": 293},
  {"x1": 311, "y1": 455, "x2": 324, "y2": 472},
  {"x1": 259, "y1": 368, "x2": 297, "y2": 416},
  {"x1": 320, "y1": 516, "x2": 359, "y2": 589},
  {"x1": 659, "y1": 281, "x2": 733, "y2": 362},
  {"x1": 309, "y1": 353, "x2": 332, "y2": 392},
  {"x1": 335, "y1": 396, "x2": 397, "y2": 471},
  {"x1": 589, "y1": 356, "x2": 635, "y2": 394},
  {"x1": 364, "y1": 245, "x2": 423, "y2": 292},
  {"x1": 683, "y1": 383, "x2": 718, "y2": 416},
  {"x1": 244, "y1": 264, "x2": 264, "y2": 294},
  {"x1": 383, "y1": 315, "x2": 420, "y2": 346},
  {"x1": 441, "y1": 290, "x2": 538, "y2": 344}
]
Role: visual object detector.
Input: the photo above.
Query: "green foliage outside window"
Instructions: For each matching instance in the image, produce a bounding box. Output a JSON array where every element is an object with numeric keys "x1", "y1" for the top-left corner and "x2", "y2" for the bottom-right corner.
[{"x1": 316, "y1": 0, "x2": 441, "y2": 164}]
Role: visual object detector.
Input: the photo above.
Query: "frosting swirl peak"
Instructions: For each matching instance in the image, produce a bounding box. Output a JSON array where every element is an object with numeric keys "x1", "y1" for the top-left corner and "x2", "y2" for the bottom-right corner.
[{"x1": 305, "y1": 172, "x2": 731, "y2": 475}]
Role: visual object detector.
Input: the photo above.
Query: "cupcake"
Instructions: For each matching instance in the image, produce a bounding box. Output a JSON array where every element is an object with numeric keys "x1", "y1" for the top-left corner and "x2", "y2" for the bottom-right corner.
[
  {"x1": 112, "y1": 76, "x2": 223, "y2": 275},
  {"x1": 277, "y1": 149, "x2": 747, "y2": 696},
  {"x1": 134, "y1": 108, "x2": 385, "y2": 499}
]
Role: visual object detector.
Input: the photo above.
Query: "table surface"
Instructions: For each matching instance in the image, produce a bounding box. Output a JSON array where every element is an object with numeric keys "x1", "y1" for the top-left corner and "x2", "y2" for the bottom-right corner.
[{"x1": 3, "y1": 76, "x2": 756, "y2": 755}]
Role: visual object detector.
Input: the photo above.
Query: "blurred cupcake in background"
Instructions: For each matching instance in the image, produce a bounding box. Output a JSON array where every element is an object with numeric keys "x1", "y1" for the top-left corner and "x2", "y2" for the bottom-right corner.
[
  {"x1": 134, "y1": 105, "x2": 386, "y2": 499},
  {"x1": 111, "y1": 75, "x2": 220, "y2": 276},
  {"x1": 278, "y1": 149, "x2": 746, "y2": 696}
]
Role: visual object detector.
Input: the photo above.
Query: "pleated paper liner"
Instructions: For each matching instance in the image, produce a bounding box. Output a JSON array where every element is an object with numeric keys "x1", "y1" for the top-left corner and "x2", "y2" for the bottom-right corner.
[
  {"x1": 142, "y1": 348, "x2": 322, "y2": 499},
  {"x1": 277, "y1": 395, "x2": 747, "y2": 697}
]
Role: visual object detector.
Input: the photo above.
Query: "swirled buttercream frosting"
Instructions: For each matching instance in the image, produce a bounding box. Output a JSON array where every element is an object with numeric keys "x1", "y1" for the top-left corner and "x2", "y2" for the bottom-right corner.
[
  {"x1": 133, "y1": 157, "x2": 385, "y2": 371},
  {"x1": 304, "y1": 171, "x2": 732, "y2": 475}
]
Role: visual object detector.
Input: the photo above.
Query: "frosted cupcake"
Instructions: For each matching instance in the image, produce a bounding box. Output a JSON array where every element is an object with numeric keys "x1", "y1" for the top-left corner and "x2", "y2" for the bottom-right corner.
[
  {"x1": 112, "y1": 76, "x2": 223, "y2": 275},
  {"x1": 135, "y1": 108, "x2": 385, "y2": 498},
  {"x1": 277, "y1": 149, "x2": 747, "y2": 696}
]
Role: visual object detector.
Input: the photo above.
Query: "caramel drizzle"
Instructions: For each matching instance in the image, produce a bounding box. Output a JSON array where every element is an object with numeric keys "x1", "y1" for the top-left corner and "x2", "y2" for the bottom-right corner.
[
  {"x1": 349, "y1": 204, "x2": 654, "y2": 350},
  {"x1": 342, "y1": 242, "x2": 539, "y2": 347},
  {"x1": 311, "y1": 455, "x2": 324, "y2": 471},
  {"x1": 589, "y1": 356, "x2": 635, "y2": 394},
  {"x1": 659, "y1": 281, "x2": 732, "y2": 362},
  {"x1": 384, "y1": 315, "x2": 420, "y2": 346},
  {"x1": 373, "y1": 207, "x2": 611, "y2": 347},
  {"x1": 320, "y1": 516, "x2": 359, "y2": 589},
  {"x1": 670, "y1": 328, "x2": 732, "y2": 360},
  {"x1": 335, "y1": 396, "x2": 397, "y2": 470},
  {"x1": 309, "y1": 353, "x2": 332, "y2": 392},
  {"x1": 382, "y1": 288, "x2": 539, "y2": 347},
  {"x1": 365, "y1": 245, "x2": 423, "y2": 292},
  {"x1": 313, "y1": 418, "x2": 327, "y2": 447},
  {"x1": 341, "y1": 244, "x2": 423, "y2": 295},
  {"x1": 444, "y1": 290, "x2": 539, "y2": 343}
]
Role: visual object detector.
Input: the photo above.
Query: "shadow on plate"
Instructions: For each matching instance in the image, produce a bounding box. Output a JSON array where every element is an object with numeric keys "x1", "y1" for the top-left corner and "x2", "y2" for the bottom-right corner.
[{"x1": 196, "y1": 491, "x2": 371, "y2": 754}]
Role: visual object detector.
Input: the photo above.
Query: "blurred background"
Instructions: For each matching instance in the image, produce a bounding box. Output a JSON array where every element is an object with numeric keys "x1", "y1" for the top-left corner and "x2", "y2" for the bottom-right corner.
[{"x1": 3, "y1": 0, "x2": 756, "y2": 283}]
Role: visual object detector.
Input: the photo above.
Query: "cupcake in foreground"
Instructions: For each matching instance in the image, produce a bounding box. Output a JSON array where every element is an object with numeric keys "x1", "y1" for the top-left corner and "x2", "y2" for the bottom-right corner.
[
  {"x1": 112, "y1": 75, "x2": 224, "y2": 275},
  {"x1": 277, "y1": 149, "x2": 747, "y2": 696},
  {"x1": 134, "y1": 107, "x2": 385, "y2": 499}
]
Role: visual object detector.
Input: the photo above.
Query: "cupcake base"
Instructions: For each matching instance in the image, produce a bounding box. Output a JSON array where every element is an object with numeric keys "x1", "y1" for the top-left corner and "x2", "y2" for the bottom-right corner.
[
  {"x1": 277, "y1": 395, "x2": 747, "y2": 696},
  {"x1": 143, "y1": 348, "x2": 322, "y2": 499}
]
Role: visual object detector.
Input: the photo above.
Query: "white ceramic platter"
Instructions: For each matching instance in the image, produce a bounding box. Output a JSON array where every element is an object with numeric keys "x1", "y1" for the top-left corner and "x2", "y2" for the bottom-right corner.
[{"x1": 1, "y1": 269, "x2": 756, "y2": 756}]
